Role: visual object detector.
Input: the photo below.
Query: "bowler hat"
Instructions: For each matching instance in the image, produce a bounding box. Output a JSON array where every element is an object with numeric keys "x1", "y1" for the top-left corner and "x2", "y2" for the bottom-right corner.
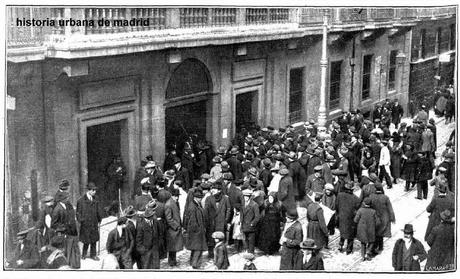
[
  {"x1": 212, "y1": 231, "x2": 225, "y2": 240},
  {"x1": 286, "y1": 209, "x2": 298, "y2": 219},
  {"x1": 300, "y1": 238, "x2": 318, "y2": 250},
  {"x1": 402, "y1": 224, "x2": 414, "y2": 234},
  {"x1": 440, "y1": 210, "x2": 452, "y2": 222},
  {"x1": 193, "y1": 189, "x2": 204, "y2": 198},
  {"x1": 87, "y1": 182, "x2": 98, "y2": 190},
  {"x1": 58, "y1": 180, "x2": 70, "y2": 191}
]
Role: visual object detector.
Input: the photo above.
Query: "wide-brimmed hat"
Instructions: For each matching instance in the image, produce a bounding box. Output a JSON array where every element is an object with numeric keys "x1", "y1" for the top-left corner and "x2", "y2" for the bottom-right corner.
[
  {"x1": 211, "y1": 231, "x2": 225, "y2": 240},
  {"x1": 440, "y1": 210, "x2": 452, "y2": 222},
  {"x1": 300, "y1": 238, "x2": 319, "y2": 250},
  {"x1": 402, "y1": 224, "x2": 414, "y2": 234}
]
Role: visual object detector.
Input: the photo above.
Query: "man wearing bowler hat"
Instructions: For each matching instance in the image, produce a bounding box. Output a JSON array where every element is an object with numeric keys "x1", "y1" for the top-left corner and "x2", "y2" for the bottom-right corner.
[
  {"x1": 392, "y1": 224, "x2": 427, "y2": 271},
  {"x1": 76, "y1": 182, "x2": 103, "y2": 261},
  {"x1": 136, "y1": 207, "x2": 161, "y2": 269}
]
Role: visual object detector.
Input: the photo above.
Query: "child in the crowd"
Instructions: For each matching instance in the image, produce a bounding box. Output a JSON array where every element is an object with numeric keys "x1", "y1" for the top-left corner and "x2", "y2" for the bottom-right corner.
[
  {"x1": 242, "y1": 252, "x2": 257, "y2": 270},
  {"x1": 212, "y1": 231, "x2": 229, "y2": 270}
]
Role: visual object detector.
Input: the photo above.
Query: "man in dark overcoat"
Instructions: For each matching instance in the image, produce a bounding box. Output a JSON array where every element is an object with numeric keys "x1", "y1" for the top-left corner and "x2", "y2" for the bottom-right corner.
[
  {"x1": 183, "y1": 188, "x2": 207, "y2": 269},
  {"x1": 306, "y1": 193, "x2": 328, "y2": 249},
  {"x1": 425, "y1": 210, "x2": 455, "y2": 271},
  {"x1": 76, "y1": 182, "x2": 103, "y2": 260},
  {"x1": 211, "y1": 182, "x2": 232, "y2": 239},
  {"x1": 335, "y1": 182, "x2": 360, "y2": 254},
  {"x1": 287, "y1": 151, "x2": 307, "y2": 200},
  {"x1": 124, "y1": 206, "x2": 142, "y2": 269},
  {"x1": 279, "y1": 209, "x2": 303, "y2": 270},
  {"x1": 369, "y1": 183, "x2": 395, "y2": 254},
  {"x1": 106, "y1": 216, "x2": 134, "y2": 269},
  {"x1": 354, "y1": 197, "x2": 378, "y2": 261},
  {"x1": 392, "y1": 224, "x2": 427, "y2": 271},
  {"x1": 278, "y1": 168, "x2": 296, "y2": 212},
  {"x1": 51, "y1": 191, "x2": 80, "y2": 268},
  {"x1": 174, "y1": 158, "x2": 191, "y2": 192},
  {"x1": 226, "y1": 148, "x2": 244, "y2": 181},
  {"x1": 424, "y1": 186, "x2": 455, "y2": 241},
  {"x1": 164, "y1": 188, "x2": 184, "y2": 266},
  {"x1": 241, "y1": 189, "x2": 260, "y2": 254},
  {"x1": 136, "y1": 207, "x2": 161, "y2": 269}
]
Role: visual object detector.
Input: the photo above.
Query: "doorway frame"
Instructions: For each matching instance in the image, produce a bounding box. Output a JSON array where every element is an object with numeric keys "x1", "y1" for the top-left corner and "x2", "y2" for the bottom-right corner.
[
  {"x1": 232, "y1": 84, "x2": 263, "y2": 136},
  {"x1": 78, "y1": 105, "x2": 138, "y2": 197}
]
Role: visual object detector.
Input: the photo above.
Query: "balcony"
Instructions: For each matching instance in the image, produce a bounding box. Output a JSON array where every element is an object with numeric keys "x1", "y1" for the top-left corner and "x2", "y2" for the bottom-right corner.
[{"x1": 7, "y1": 6, "x2": 457, "y2": 62}]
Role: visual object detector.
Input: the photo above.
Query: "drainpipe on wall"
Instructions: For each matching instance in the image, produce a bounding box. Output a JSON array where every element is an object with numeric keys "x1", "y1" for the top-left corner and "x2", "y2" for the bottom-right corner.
[
  {"x1": 349, "y1": 35, "x2": 356, "y2": 111},
  {"x1": 317, "y1": 9, "x2": 329, "y2": 128}
]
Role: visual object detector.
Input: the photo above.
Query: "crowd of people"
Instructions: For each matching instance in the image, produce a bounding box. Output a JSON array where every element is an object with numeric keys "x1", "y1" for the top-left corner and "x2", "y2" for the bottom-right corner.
[{"x1": 6, "y1": 98, "x2": 456, "y2": 271}]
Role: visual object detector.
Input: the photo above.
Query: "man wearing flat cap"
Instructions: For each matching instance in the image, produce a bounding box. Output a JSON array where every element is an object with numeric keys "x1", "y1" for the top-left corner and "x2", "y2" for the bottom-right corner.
[
  {"x1": 392, "y1": 224, "x2": 427, "y2": 271},
  {"x1": 7, "y1": 230, "x2": 40, "y2": 269},
  {"x1": 76, "y1": 182, "x2": 103, "y2": 261},
  {"x1": 183, "y1": 188, "x2": 207, "y2": 269}
]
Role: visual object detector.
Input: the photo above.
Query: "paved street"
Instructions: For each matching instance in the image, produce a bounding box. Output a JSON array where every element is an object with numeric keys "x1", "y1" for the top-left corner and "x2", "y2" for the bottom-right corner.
[{"x1": 81, "y1": 113, "x2": 455, "y2": 271}]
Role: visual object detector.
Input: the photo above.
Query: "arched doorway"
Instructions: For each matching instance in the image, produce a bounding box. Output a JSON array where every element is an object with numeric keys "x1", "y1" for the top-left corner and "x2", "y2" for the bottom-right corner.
[{"x1": 165, "y1": 58, "x2": 212, "y2": 156}]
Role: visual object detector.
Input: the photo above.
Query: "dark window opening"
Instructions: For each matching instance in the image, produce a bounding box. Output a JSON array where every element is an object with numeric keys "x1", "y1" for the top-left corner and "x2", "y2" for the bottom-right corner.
[
  {"x1": 329, "y1": 60, "x2": 342, "y2": 109},
  {"x1": 388, "y1": 50, "x2": 398, "y2": 91},
  {"x1": 362, "y1": 54, "x2": 373, "y2": 100},
  {"x1": 289, "y1": 68, "x2": 303, "y2": 123}
]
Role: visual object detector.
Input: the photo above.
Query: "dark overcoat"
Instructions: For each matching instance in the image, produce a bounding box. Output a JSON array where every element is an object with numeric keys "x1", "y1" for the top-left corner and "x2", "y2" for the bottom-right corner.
[
  {"x1": 213, "y1": 242, "x2": 230, "y2": 270},
  {"x1": 425, "y1": 194, "x2": 455, "y2": 240},
  {"x1": 279, "y1": 221, "x2": 303, "y2": 270},
  {"x1": 183, "y1": 200, "x2": 207, "y2": 251},
  {"x1": 106, "y1": 227, "x2": 134, "y2": 268},
  {"x1": 76, "y1": 194, "x2": 103, "y2": 244},
  {"x1": 369, "y1": 192, "x2": 395, "y2": 238},
  {"x1": 227, "y1": 184, "x2": 243, "y2": 211},
  {"x1": 241, "y1": 200, "x2": 260, "y2": 233},
  {"x1": 136, "y1": 217, "x2": 160, "y2": 269},
  {"x1": 354, "y1": 206, "x2": 377, "y2": 243},
  {"x1": 401, "y1": 151, "x2": 418, "y2": 182},
  {"x1": 302, "y1": 253, "x2": 324, "y2": 270},
  {"x1": 51, "y1": 202, "x2": 78, "y2": 236},
  {"x1": 257, "y1": 201, "x2": 282, "y2": 254},
  {"x1": 416, "y1": 157, "x2": 433, "y2": 182},
  {"x1": 306, "y1": 202, "x2": 328, "y2": 249},
  {"x1": 164, "y1": 198, "x2": 184, "y2": 252},
  {"x1": 335, "y1": 191, "x2": 360, "y2": 239},
  {"x1": 288, "y1": 160, "x2": 307, "y2": 198},
  {"x1": 392, "y1": 238, "x2": 427, "y2": 271},
  {"x1": 214, "y1": 194, "x2": 232, "y2": 233},
  {"x1": 425, "y1": 221, "x2": 455, "y2": 271},
  {"x1": 278, "y1": 175, "x2": 296, "y2": 211}
]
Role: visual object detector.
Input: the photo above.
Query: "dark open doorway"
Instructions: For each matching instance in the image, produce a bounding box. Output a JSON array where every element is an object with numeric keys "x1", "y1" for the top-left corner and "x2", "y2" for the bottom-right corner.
[
  {"x1": 165, "y1": 100, "x2": 207, "y2": 157},
  {"x1": 236, "y1": 91, "x2": 257, "y2": 133},
  {"x1": 86, "y1": 120, "x2": 128, "y2": 207}
]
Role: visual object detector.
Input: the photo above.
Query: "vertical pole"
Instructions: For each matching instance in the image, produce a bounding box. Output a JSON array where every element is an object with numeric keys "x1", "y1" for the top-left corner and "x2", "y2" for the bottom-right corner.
[
  {"x1": 317, "y1": 9, "x2": 329, "y2": 127},
  {"x1": 349, "y1": 35, "x2": 356, "y2": 111}
]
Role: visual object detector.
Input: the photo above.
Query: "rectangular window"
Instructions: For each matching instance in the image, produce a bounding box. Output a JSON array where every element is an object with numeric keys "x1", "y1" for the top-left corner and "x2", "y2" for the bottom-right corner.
[
  {"x1": 289, "y1": 68, "x2": 303, "y2": 123},
  {"x1": 362, "y1": 54, "x2": 373, "y2": 100},
  {"x1": 388, "y1": 50, "x2": 398, "y2": 91},
  {"x1": 437, "y1": 27, "x2": 442, "y2": 54},
  {"x1": 420, "y1": 29, "x2": 427, "y2": 58},
  {"x1": 329, "y1": 60, "x2": 342, "y2": 109},
  {"x1": 450, "y1": 24, "x2": 455, "y2": 50}
]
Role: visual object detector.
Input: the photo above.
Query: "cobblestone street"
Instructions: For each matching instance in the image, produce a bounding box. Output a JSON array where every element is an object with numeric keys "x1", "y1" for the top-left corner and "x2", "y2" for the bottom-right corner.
[{"x1": 80, "y1": 113, "x2": 455, "y2": 271}]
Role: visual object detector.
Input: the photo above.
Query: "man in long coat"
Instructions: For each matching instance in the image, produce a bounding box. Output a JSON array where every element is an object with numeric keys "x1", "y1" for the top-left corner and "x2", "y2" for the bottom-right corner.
[
  {"x1": 183, "y1": 188, "x2": 207, "y2": 269},
  {"x1": 369, "y1": 184, "x2": 395, "y2": 255},
  {"x1": 51, "y1": 191, "x2": 80, "y2": 268},
  {"x1": 335, "y1": 182, "x2": 360, "y2": 254},
  {"x1": 287, "y1": 151, "x2": 307, "y2": 200},
  {"x1": 424, "y1": 187, "x2": 455, "y2": 241},
  {"x1": 392, "y1": 224, "x2": 427, "y2": 271},
  {"x1": 241, "y1": 189, "x2": 260, "y2": 254},
  {"x1": 76, "y1": 182, "x2": 103, "y2": 260},
  {"x1": 354, "y1": 197, "x2": 378, "y2": 261},
  {"x1": 279, "y1": 209, "x2": 303, "y2": 270},
  {"x1": 164, "y1": 188, "x2": 184, "y2": 266},
  {"x1": 226, "y1": 148, "x2": 244, "y2": 181},
  {"x1": 211, "y1": 182, "x2": 232, "y2": 239},
  {"x1": 136, "y1": 207, "x2": 161, "y2": 269},
  {"x1": 106, "y1": 216, "x2": 134, "y2": 269},
  {"x1": 306, "y1": 193, "x2": 328, "y2": 249},
  {"x1": 425, "y1": 210, "x2": 455, "y2": 271},
  {"x1": 278, "y1": 168, "x2": 296, "y2": 212}
]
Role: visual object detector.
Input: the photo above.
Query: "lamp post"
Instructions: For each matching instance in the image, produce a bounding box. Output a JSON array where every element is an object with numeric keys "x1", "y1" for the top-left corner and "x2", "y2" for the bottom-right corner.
[{"x1": 317, "y1": 9, "x2": 330, "y2": 128}]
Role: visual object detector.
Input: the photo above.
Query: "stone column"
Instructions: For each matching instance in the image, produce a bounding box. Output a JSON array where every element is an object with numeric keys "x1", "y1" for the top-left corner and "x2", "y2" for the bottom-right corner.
[{"x1": 317, "y1": 11, "x2": 329, "y2": 127}]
